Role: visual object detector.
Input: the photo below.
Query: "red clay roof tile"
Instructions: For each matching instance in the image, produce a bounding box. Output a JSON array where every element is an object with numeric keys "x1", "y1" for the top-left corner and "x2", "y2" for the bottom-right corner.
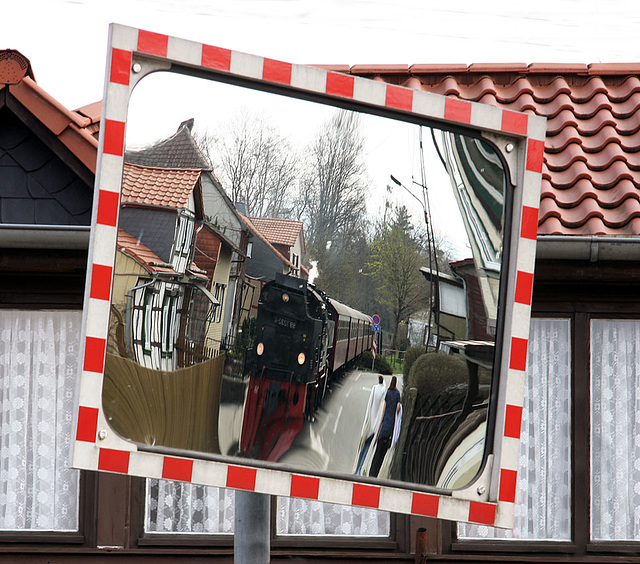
[
  {"x1": 526, "y1": 63, "x2": 588, "y2": 74},
  {"x1": 544, "y1": 125, "x2": 640, "y2": 154},
  {"x1": 400, "y1": 77, "x2": 423, "y2": 90},
  {"x1": 239, "y1": 214, "x2": 296, "y2": 270},
  {"x1": 588, "y1": 63, "x2": 640, "y2": 75},
  {"x1": 248, "y1": 217, "x2": 304, "y2": 248},
  {"x1": 350, "y1": 64, "x2": 410, "y2": 74},
  {"x1": 121, "y1": 163, "x2": 201, "y2": 209},
  {"x1": 0, "y1": 54, "x2": 98, "y2": 175},
  {"x1": 545, "y1": 179, "x2": 639, "y2": 209},
  {"x1": 601, "y1": 76, "x2": 640, "y2": 101}
]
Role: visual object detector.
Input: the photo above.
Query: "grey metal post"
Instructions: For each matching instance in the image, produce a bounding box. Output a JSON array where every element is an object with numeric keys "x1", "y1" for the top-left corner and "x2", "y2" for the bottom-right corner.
[{"x1": 234, "y1": 490, "x2": 270, "y2": 564}]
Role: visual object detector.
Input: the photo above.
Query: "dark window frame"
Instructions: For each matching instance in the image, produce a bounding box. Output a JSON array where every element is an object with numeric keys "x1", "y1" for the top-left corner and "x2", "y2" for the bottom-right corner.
[
  {"x1": 0, "y1": 248, "x2": 97, "y2": 549},
  {"x1": 446, "y1": 260, "x2": 640, "y2": 559},
  {"x1": 130, "y1": 475, "x2": 410, "y2": 553},
  {"x1": 0, "y1": 471, "x2": 97, "y2": 548}
]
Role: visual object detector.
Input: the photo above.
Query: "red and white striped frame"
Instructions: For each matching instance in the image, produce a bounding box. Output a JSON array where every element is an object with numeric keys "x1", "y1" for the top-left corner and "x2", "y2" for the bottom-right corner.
[{"x1": 72, "y1": 23, "x2": 545, "y2": 528}]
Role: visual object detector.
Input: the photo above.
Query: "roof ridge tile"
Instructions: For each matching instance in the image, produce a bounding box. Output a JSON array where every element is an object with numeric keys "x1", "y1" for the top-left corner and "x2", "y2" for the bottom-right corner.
[
  {"x1": 587, "y1": 63, "x2": 640, "y2": 75},
  {"x1": 467, "y1": 63, "x2": 529, "y2": 73},
  {"x1": 527, "y1": 63, "x2": 590, "y2": 74}
]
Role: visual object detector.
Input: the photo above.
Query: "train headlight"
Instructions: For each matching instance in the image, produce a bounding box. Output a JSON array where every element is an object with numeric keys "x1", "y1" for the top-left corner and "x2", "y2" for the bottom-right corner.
[
  {"x1": 257, "y1": 342, "x2": 265, "y2": 356},
  {"x1": 297, "y1": 352, "x2": 305, "y2": 365},
  {"x1": 282, "y1": 293, "x2": 290, "y2": 303}
]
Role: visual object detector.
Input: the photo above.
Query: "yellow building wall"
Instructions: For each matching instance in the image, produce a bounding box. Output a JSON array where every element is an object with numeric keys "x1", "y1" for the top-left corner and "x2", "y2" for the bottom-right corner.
[
  {"x1": 108, "y1": 252, "x2": 148, "y2": 356},
  {"x1": 205, "y1": 244, "x2": 233, "y2": 350}
]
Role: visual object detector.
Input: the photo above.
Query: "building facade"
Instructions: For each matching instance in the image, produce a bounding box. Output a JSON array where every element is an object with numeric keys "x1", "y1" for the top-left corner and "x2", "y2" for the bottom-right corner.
[{"x1": 3, "y1": 49, "x2": 640, "y2": 561}]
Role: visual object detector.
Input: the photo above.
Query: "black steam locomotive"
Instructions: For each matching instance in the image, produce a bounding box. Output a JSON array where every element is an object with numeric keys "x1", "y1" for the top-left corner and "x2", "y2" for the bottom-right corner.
[{"x1": 240, "y1": 273, "x2": 374, "y2": 462}]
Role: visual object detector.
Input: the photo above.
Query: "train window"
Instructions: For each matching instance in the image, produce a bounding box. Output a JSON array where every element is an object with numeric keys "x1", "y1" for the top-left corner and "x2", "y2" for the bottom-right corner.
[{"x1": 74, "y1": 24, "x2": 543, "y2": 529}]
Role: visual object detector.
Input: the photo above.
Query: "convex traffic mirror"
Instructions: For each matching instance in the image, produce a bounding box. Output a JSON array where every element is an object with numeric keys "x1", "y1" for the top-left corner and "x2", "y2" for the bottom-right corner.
[{"x1": 73, "y1": 24, "x2": 545, "y2": 529}]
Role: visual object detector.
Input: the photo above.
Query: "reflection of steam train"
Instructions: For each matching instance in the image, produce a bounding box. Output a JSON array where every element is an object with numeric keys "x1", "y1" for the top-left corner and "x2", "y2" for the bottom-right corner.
[{"x1": 240, "y1": 273, "x2": 373, "y2": 462}]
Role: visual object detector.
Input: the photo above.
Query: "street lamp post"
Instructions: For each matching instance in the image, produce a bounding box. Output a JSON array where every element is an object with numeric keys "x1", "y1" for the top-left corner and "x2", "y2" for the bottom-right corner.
[{"x1": 389, "y1": 173, "x2": 441, "y2": 352}]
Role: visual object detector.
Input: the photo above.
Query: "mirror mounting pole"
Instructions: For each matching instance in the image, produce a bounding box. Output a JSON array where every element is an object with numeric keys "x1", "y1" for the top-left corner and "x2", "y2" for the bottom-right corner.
[{"x1": 234, "y1": 490, "x2": 270, "y2": 563}]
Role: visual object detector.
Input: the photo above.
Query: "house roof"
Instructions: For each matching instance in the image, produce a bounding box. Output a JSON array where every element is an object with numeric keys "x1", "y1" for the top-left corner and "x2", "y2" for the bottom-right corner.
[
  {"x1": 240, "y1": 213, "x2": 308, "y2": 275},
  {"x1": 125, "y1": 118, "x2": 212, "y2": 171},
  {"x1": 333, "y1": 63, "x2": 640, "y2": 236},
  {"x1": 121, "y1": 162, "x2": 201, "y2": 209},
  {"x1": 74, "y1": 101, "x2": 101, "y2": 140},
  {"x1": 0, "y1": 50, "x2": 98, "y2": 176},
  {"x1": 0, "y1": 49, "x2": 96, "y2": 231},
  {"x1": 202, "y1": 221, "x2": 243, "y2": 256},
  {"x1": 248, "y1": 217, "x2": 305, "y2": 248},
  {"x1": 117, "y1": 228, "x2": 209, "y2": 281}
]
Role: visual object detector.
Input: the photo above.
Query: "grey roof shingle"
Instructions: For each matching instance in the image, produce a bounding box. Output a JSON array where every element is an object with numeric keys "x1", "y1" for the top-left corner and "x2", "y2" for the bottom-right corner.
[{"x1": 125, "y1": 119, "x2": 212, "y2": 171}]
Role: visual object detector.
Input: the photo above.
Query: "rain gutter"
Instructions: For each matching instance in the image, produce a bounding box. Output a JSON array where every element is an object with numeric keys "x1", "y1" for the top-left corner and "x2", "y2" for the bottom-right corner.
[
  {"x1": 536, "y1": 235, "x2": 640, "y2": 262},
  {"x1": 0, "y1": 224, "x2": 90, "y2": 249}
]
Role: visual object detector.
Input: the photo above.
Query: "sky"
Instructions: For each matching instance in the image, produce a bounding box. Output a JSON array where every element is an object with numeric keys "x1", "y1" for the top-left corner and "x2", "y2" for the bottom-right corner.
[
  {"x1": 4, "y1": 0, "x2": 640, "y2": 256},
  {"x1": 5, "y1": 0, "x2": 640, "y2": 111}
]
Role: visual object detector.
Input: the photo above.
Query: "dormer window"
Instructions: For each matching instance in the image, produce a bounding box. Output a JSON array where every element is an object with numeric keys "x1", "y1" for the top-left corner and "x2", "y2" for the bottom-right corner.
[{"x1": 172, "y1": 211, "x2": 195, "y2": 273}]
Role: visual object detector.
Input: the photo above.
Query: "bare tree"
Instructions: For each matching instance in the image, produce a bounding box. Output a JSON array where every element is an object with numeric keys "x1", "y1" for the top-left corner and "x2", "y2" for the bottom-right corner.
[
  {"x1": 208, "y1": 110, "x2": 299, "y2": 217},
  {"x1": 295, "y1": 110, "x2": 368, "y2": 255},
  {"x1": 191, "y1": 126, "x2": 218, "y2": 168}
]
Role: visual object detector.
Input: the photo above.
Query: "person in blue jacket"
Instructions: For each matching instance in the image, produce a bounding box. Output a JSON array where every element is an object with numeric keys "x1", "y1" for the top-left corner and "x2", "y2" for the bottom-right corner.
[{"x1": 369, "y1": 375, "x2": 401, "y2": 478}]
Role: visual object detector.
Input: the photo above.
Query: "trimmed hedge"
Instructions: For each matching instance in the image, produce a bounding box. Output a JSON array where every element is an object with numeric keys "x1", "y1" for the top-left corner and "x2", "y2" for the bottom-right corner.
[
  {"x1": 356, "y1": 350, "x2": 393, "y2": 375},
  {"x1": 402, "y1": 346, "x2": 426, "y2": 379},
  {"x1": 407, "y1": 352, "x2": 468, "y2": 399}
]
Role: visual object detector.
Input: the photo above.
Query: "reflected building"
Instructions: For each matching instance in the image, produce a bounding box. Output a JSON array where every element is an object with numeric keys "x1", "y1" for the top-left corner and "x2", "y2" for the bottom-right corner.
[
  {"x1": 105, "y1": 162, "x2": 228, "y2": 452},
  {"x1": 125, "y1": 119, "x2": 250, "y2": 347},
  {"x1": 439, "y1": 133, "x2": 505, "y2": 336},
  {"x1": 400, "y1": 133, "x2": 506, "y2": 490},
  {"x1": 113, "y1": 164, "x2": 219, "y2": 366},
  {"x1": 236, "y1": 213, "x2": 309, "y2": 333},
  {"x1": 419, "y1": 266, "x2": 468, "y2": 345},
  {"x1": 113, "y1": 164, "x2": 224, "y2": 371},
  {"x1": 247, "y1": 216, "x2": 307, "y2": 280},
  {"x1": 103, "y1": 121, "x2": 249, "y2": 453}
]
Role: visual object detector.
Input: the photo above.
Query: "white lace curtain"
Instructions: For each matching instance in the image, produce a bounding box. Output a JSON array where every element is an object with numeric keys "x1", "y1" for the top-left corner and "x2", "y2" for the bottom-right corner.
[
  {"x1": 146, "y1": 480, "x2": 235, "y2": 533},
  {"x1": 276, "y1": 498, "x2": 390, "y2": 536},
  {"x1": 591, "y1": 319, "x2": 640, "y2": 540},
  {"x1": 459, "y1": 318, "x2": 572, "y2": 539},
  {"x1": 145, "y1": 481, "x2": 390, "y2": 536},
  {"x1": 0, "y1": 310, "x2": 80, "y2": 531}
]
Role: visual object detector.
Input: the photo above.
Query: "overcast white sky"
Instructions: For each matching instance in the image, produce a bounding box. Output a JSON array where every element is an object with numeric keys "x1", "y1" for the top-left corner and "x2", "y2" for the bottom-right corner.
[
  {"x1": 5, "y1": 0, "x2": 640, "y2": 111},
  {"x1": 4, "y1": 0, "x2": 640, "y2": 256}
]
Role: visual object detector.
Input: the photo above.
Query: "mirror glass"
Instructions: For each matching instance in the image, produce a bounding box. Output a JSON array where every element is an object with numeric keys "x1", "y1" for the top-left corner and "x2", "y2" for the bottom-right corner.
[{"x1": 103, "y1": 70, "x2": 507, "y2": 490}]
